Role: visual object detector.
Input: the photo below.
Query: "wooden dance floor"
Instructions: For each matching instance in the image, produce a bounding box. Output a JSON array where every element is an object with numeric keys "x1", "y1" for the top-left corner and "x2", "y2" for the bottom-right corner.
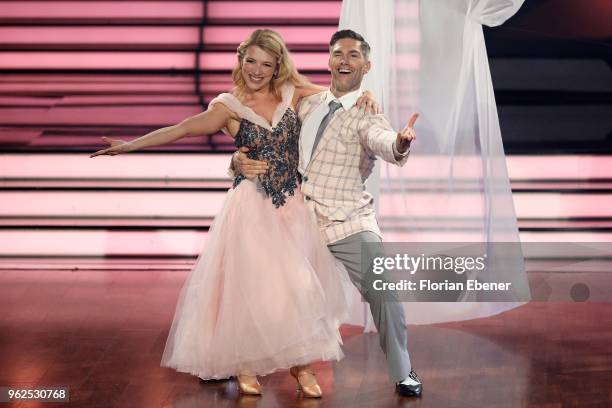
[{"x1": 1, "y1": 268, "x2": 611, "y2": 408}]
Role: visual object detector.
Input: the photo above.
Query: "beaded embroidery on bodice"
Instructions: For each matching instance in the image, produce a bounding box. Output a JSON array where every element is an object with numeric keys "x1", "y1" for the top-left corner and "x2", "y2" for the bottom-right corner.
[{"x1": 209, "y1": 85, "x2": 301, "y2": 208}]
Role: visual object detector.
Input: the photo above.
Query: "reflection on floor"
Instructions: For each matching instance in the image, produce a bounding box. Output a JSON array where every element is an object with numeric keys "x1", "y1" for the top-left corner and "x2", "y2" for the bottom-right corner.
[{"x1": 1, "y1": 268, "x2": 611, "y2": 407}]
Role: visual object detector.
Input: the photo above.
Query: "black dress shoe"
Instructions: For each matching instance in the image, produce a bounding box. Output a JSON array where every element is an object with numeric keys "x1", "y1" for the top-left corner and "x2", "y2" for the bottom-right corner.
[
  {"x1": 199, "y1": 376, "x2": 231, "y2": 384},
  {"x1": 395, "y1": 370, "x2": 422, "y2": 397}
]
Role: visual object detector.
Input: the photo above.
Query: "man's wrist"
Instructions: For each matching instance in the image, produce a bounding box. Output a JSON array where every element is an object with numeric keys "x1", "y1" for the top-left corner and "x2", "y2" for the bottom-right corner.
[
  {"x1": 231, "y1": 151, "x2": 240, "y2": 170},
  {"x1": 228, "y1": 151, "x2": 240, "y2": 177}
]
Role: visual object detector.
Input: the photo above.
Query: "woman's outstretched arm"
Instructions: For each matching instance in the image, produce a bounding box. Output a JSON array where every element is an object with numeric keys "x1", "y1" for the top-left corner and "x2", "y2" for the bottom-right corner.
[
  {"x1": 90, "y1": 103, "x2": 235, "y2": 157},
  {"x1": 291, "y1": 83, "x2": 326, "y2": 109},
  {"x1": 292, "y1": 82, "x2": 380, "y2": 114}
]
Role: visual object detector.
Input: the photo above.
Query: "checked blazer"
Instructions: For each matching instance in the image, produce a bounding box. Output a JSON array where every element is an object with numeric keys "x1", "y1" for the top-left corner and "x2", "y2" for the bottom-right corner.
[{"x1": 297, "y1": 91, "x2": 409, "y2": 244}]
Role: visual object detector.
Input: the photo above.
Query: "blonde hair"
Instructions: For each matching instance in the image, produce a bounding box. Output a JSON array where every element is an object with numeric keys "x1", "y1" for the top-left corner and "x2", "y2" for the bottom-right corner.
[{"x1": 232, "y1": 29, "x2": 309, "y2": 98}]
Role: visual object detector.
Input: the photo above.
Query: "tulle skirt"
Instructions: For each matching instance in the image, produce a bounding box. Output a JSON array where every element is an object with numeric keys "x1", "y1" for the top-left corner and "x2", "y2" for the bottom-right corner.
[{"x1": 161, "y1": 179, "x2": 351, "y2": 379}]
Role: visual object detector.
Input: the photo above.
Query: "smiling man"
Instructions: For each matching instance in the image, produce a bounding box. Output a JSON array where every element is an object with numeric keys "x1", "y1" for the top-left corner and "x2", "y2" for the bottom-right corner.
[{"x1": 234, "y1": 29, "x2": 422, "y2": 397}]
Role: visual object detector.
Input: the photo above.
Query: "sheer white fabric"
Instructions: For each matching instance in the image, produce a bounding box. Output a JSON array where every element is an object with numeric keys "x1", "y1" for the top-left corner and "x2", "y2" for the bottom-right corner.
[{"x1": 339, "y1": 0, "x2": 529, "y2": 328}]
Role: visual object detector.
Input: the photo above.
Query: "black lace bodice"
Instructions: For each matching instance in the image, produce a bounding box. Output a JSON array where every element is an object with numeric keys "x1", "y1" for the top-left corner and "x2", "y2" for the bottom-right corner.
[{"x1": 232, "y1": 108, "x2": 301, "y2": 208}]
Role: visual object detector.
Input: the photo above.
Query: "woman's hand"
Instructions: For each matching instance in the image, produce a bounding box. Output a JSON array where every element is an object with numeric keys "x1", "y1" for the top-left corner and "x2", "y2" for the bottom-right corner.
[
  {"x1": 90, "y1": 137, "x2": 135, "y2": 158},
  {"x1": 356, "y1": 90, "x2": 381, "y2": 114}
]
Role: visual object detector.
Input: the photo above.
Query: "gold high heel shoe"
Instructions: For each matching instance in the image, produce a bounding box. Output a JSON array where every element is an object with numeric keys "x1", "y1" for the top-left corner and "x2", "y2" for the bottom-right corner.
[
  {"x1": 290, "y1": 366, "x2": 322, "y2": 398},
  {"x1": 236, "y1": 374, "x2": 262, "y2": 395}
]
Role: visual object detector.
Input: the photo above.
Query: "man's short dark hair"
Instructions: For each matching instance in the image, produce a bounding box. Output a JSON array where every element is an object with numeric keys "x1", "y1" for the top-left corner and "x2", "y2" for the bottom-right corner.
[{"x1": 329, "y1": 29, "x2": 371, "y2": 59}]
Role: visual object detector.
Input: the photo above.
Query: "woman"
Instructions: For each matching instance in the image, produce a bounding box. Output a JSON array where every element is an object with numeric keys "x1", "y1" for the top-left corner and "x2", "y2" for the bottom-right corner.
[{"x1": 91, "y1": 29, "x2": 376, "y2": 397}]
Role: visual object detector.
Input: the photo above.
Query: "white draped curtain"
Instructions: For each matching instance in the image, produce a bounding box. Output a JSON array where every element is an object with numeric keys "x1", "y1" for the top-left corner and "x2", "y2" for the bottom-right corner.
[{"x1": 339, "y1": 0, "x2": 530, "y2": 328}]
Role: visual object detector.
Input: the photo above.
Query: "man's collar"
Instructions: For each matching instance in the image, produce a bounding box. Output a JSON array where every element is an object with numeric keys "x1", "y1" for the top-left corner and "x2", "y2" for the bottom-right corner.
[{"x1": 324, "y1": 88, "x2": 362, "y2": 110}]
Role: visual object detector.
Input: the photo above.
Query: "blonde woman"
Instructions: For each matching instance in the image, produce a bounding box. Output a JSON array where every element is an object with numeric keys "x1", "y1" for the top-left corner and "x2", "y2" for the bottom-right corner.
[{"x1": 91, "y1": 29, "x2": 377, "y2": 397}]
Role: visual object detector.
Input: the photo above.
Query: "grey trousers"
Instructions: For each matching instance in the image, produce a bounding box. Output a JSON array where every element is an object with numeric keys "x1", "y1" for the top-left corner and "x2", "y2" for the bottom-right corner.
[{"x1": 327, "y1": 231, "x2": 412, "y2": 382}]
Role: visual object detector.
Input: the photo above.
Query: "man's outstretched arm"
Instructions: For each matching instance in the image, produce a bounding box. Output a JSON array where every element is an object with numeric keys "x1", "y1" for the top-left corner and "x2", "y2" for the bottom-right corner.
[{"x1": 360, "y1": 112, "x2": 419, "y2": 165}]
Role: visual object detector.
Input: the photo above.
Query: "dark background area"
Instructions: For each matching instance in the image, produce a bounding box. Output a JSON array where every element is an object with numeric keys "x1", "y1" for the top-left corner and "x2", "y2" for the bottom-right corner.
[{"x1": 484, "y1": 0, "x2": 612, "y2": 154}]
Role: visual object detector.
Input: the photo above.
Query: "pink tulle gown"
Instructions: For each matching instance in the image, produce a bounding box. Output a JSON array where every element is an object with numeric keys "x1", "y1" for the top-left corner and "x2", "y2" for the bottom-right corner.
[{"x1": 160, "y1": 85, "x2": 351, "y2": 379}]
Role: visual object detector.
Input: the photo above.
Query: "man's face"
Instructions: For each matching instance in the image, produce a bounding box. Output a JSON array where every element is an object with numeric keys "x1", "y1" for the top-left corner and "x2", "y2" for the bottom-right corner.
[{"x1": 328, "y1": 38, "x2": 371, "y2": 96}]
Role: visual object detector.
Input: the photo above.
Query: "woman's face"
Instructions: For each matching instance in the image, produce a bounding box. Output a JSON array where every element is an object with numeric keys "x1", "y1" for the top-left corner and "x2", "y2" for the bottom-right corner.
[{"x1": 241, "y1": 45, "x2": 277, "y2": 92}]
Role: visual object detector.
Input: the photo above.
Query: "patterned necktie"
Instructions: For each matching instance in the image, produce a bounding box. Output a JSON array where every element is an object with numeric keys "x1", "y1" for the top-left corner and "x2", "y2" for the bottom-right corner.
[{"x1": 310, "y1": 100, "x2": 343, "y2": 157}]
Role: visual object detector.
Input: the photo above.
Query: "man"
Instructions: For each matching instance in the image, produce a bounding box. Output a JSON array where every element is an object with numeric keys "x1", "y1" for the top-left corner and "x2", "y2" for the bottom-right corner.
[{"x1": 234, "y1": 29, "x2": 422, "y2": 397}]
